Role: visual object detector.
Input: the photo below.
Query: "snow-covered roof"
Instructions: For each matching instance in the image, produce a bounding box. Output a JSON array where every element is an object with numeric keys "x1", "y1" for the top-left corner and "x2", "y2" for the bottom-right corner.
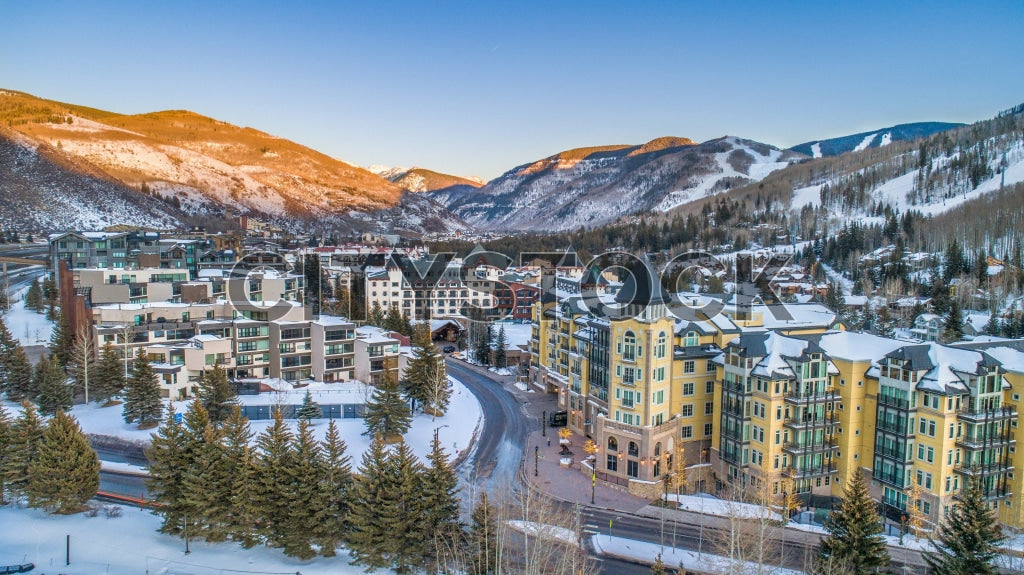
[
  {"x1": 728, "y1": 331, "x2": 835, "y2": 379},
  {"x1": 881, "y1": 342, "x2": 999, "y2": 394}
]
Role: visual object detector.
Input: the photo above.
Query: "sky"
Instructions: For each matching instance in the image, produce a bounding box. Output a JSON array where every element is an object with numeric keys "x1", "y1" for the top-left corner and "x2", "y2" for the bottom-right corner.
[{"x1": 2, "y1": 1, "x2": 1023, "y2": 181}]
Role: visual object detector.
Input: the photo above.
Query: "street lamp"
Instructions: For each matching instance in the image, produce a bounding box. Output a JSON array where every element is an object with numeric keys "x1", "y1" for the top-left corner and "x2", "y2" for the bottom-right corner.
[
  {"x1": 542, "y1": 410, "x2": 547, "y2": 437},
  {"x1": 534, "y1": 445, "x2": 539, "y2": 477}
]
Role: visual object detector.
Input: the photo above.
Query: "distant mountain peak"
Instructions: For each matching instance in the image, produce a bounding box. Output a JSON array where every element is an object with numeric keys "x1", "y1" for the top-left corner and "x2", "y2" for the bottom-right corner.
[{"x1": 790, "y1": 121, "x2": 964, "y2": 158}]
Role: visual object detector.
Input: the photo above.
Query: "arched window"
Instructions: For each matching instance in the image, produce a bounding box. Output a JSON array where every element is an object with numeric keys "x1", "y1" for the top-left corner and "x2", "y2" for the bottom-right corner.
[
  {"x1": 654, "y1": 442, "x2": 662, "y2": 457},
  {"x1": 607, "y1": 436, "x2": 618, "y2": 451},
  {"x1": 623, "y1": 331, "x2": 636, "y2": 361},
  {"x1": 628, "y1": 441, "x2": 639, "y2": 457},
  {"x1": 656, "y1": 331, "x2": 667, "y2": 359}
]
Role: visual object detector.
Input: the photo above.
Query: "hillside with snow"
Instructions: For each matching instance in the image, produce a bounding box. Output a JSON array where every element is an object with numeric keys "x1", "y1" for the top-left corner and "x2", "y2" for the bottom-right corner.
[
  {"x1": 433, "y1": 136, "x2": 804, "y2": 232},
  {"x1": 790, "y1": 121, "x2": 963, "y2": 158}
]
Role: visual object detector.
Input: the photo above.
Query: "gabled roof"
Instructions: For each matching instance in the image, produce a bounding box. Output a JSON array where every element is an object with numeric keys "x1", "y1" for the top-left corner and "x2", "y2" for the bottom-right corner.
[{"x1": 614, "y1": 255, "x2": 669, "y2": 306}]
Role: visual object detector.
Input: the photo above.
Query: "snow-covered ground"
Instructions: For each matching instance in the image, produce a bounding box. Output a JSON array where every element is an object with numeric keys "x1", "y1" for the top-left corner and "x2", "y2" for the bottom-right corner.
[
  {"x1": 591, "y1": 533, "x2": 801, "y2": 575},
  {"x1": 2, "y1": 286, "x2": 55, "y2": 346},
  {"x1": 507, "y1": 520, "x2": 579, "y2": 546},
  {"x1": 0, "y1": 504, "x2": 367, "y2": 575},
  {"x1": 664, "y1": 493, "x2": 784, "y2": 522},
  {"x1": 3, "y1": 376, "x2": 482, "y2": 464}
]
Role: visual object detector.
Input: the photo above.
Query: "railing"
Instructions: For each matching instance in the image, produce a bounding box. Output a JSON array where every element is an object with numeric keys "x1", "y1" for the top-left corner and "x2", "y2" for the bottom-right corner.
[
  {"x1": 956, "y1": 432, "x2": 1015, "y2": 450},
  {"x1": 873, "y1": 444, "x2": 910, "y2": 461},
  {"x1": 783, "y1": 438, "x2": 837, "y2": 454},
  {"x1": 873, "y1": 468, "x2": 908, "y2": 488},
  {"x1": 784, "y1": 463, "x2": 837, "y2": 479},
  {"x1": 954, "y1": 461, "x2": 1015, "y2": 476},
  {"x1": 877, "y1": 394, "x2": 912, "y2": 410},
  {"x1": 784, "y1": 415, "x2": 839, "y2": 429},
  {"x1": 958, "y1": 403, "x2": 1017, "y2": 422},
  {"x1": 785, "y1": 388, "x2": 840, "y2": 403},
  {"x1": 875, "y1": 418, "x2": 913, "y2": 436}
]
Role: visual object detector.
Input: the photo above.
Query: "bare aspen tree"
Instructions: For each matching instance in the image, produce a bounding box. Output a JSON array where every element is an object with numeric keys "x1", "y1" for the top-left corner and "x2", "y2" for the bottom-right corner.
[{"x1": 70, "y1": 324, "x2": 95, "y2": 403}]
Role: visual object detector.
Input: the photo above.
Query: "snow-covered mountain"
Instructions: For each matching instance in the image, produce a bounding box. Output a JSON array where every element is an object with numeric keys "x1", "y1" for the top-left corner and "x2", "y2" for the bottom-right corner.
[
  {"x1": 790, "y1": 122, "x2": 963, "y2": 158},
  {"x1": 370, "y1": 166, "x2": 485, "y2": 194},
  {"x1": 431, "y1": 136, "x2": 805, "y2": 232}
]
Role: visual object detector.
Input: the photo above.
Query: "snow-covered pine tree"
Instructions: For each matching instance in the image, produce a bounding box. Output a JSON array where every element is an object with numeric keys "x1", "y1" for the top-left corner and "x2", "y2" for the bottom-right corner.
[
  {"x1": 197, "y1": 365, "x2": 236, "y2": 424},
  {"x1": 314, "y1": 419, "x2": 352, "y2": 556},
  {"x1": 281, "y1": 418, "x2": 322, "y2": 559},
  {"x1": 35, "y1": 355, "x2": 72, "y2": 416},
  {"x1": 27, "y1": 411, "x2": 99, "y2": 514},
  {"x1": 254, "y1": 408, "x2": 295, "y2": 550},
  {"x1": 420, "y1": 433, "x2": 461, "y2": 570},
  {"x1": 122, "y1": 353, "x2": 163, "y2": 428},
  {"x1": 146, "y1": 405, "x2": 189, "y2": 535},
  {"x1": 816, "y1": 470, "x2": 889, "y2": 574},
  {"x1": 4, "y1": 401, "x2": 44, "y2": 500},
  {"x1": 296, "y1": 389, "x2": 322, "y2": 421},
  {"x1": 363, "y1": 368, "x2": 411, "y2": 441},
  {"x1": 467, "y1": 491, "x2": 499, "y2": 575},
  {"x1": 924, "y1": 477, "x2": 1005, "y2": 575},
  {"x1": 92, "y1": 342, "x2": 125, "y2": 405}
]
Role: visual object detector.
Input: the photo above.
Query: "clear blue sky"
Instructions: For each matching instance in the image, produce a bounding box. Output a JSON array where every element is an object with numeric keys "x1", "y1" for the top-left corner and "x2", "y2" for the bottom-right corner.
[{"x1": 2, "y1": 1, "x2": 1022, "y2": 180}]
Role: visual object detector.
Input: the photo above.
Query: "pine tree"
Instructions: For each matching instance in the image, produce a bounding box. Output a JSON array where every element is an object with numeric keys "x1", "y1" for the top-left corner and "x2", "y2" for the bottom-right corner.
[
  {"x1": 348, "y1": 434, "x2": 395, "y2": 571},
  {"x1": 146, "y1": 405, "x2": 189, "y2": 535},
  {"x1": 197, "y1": 365, "x2": 236, "y2": 424},
  {"x1": 122, "y1": 354, "x2": 163, "y2": 428},
  {"x1": 363, "y1": 369, "x2": 412, "y2": 441},
  {"x1": 924, "y1": 478, "x2": 1004, "y2": 575},
  {"x1": 494, "y1": 325, "x2": 508, "y2": 369},
  {"x1": 296, "y1": 389, "x2": 322, "y2": 421},
  {"x1": 48, "y1": 310, "x2": 74, "y2": 369},
  {"x1": 3, "y1": 343, "x2": 36, "y2": 402},
  {"x1": 651, "y1": 554, "x2": 667, "y2": 575},
  {"x1": 181, "y1": 423, "x2": 225, "y2": 542},
  {"x1": 314, "y1": 419, "x2": 352, "y2": 556},
  {"x1": 401, "y1": 323, "x2": 441, "y2": 414},
  {"x1": 944, "y1": 299, "x2": 964, "y2": 342},
  {"x1": 24, "y1": 279, "x2": 43, "y2": 312},
  {"x1": 92, "y1": 342, "x2": 125, "y2": 404},
  {"x1": 384, "y1": 304, "x2": 404, "y2": 333},
  {"x1": 420, "y1": 433, "x2": 461, "y2": 570},
  {"x1": 816, "y1": 470, "x2": 889, "y2": 574},
  {"x1": 282, "y1": 418, "x2": 322, "y2": 559},
  {"x1": 369, "y1": 301, "x2": 385, "y2": 327},
  {"x1": 254, "y1": 408, "x2": 295, "y2": 550},
  {"x1": 27, "y1": 411, "x2": 99, "y2": 513},
  {"x1": 388, "y1": 438, "x2": 427, "y2": 573},
  {"x1": 0, "y1": 405, "x2": 12, "y2": 504},
  {"x1": 5, "y1": 402, "x2": 45, "y2": 499},
  {"x1": 468, "y1": 492, "x2": 499, "y2": 575},
  {"x1": 207, "y1": 406, "x2": 259, "y2": 547},
  {"x1": 35, "y1": 355, "x2": 72, "y2": 416}
]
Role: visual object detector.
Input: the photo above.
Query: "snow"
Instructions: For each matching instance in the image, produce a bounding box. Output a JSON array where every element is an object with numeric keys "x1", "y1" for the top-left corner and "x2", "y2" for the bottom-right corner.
[
  {"x1": 810, "y1": 142, "x2": 822, "y2": 159},
  {"x1": 4, "y1": 376, "x2": 483, "y2": 464},
  {"x1": 507, "y1": 520, "x2": 579, "y2": 546},
  {"x1": 3, "y1": 286, "x2": 55, "y2": 346},
  {"x1": 981, "y1": 346, "x2": 1024, "y2": 374},
  {"x1": 0, "y1": 504, "x2": 368, "y2": 575},
  {"x1": 100, "y1": 460, "x2": 149, "y2": 474},
  {"x1": 492, "y1": 321, "x2": 532, "y2": 348},
  {"x1": 816, "y1": 331, "x2": 905, "y2": 363},
  {"x1": 879, "y1": 132, "x2": 892, "y2": 146},
  {"x1": 591, "y1": 534, "x2": 801, "y2": 575},
  {"x1": 853, "y1": 133, "x2": 878, "y2": 152},
  {"x1": 664, "y1": 493, "x2": 783, "y2": 522},
  {"x1": 790, "y1": 182, "x2": 824, "y2": 209}
]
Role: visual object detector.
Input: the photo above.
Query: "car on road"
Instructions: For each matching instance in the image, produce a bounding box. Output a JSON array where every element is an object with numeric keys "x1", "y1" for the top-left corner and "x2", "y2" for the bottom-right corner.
[
  {"x1": 442, "y1": 345, "x2": 456, "y2": 353},
  {"x1": 0, "y1": 564, "x2": 35, "y2": 575}
]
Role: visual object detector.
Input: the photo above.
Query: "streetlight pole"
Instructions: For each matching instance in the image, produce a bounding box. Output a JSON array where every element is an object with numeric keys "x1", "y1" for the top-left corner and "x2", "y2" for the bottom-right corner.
[
  {"x1": 534, "y1": 445, "x2": 539, "y2": 477},
  {"x1": 591, "y1": 467, "x2": 596, "y2": 504},
  {"x1": 542, "y1": 410, "x2": 546, "y2": 437}
]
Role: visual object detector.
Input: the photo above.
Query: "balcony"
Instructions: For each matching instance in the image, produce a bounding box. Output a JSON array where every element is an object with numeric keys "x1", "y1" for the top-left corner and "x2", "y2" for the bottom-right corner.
[
  {"x1": 873, "y1": 468, "x2": 908, "y2": 488},
  {"x1": 784, "y1": 414, "x2": 838, "y2": 430},
  {"x1": 785, "y1": 388, "x2": 840, "y2": 405},
  {"x1": 877, "y1": 394, "x2": 912, "y2": 410},
  {"x1": 784, "y1": 463, "x2": 836, "y2": 479},
  {"x1": 956, "y1": 432, "x2": 1015, "y2": 451},
  {"x1": 954, "y1": 462, "x2": 1014, "y2": 477},
  {"x1": 722, "y1": 380, "x2": 746, "y2": 394},
  {"x1": 875, "y1": 418, "x2": 913, "y2": 436},
  {"x1": 720, "y1": 426, "x2": 746, "y2": 442},
  {"x1": 957, "y1": 404, "x2": 1017, "y2": 424},
  {"x1": 782, "y1": 438, "x2": 838, "y2": 455}
]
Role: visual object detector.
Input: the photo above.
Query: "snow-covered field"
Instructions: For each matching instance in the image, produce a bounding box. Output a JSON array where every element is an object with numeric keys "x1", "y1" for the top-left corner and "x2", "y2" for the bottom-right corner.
[
  {"x1": 665, "y1": 493, "x2": 784, "y2": 522},
  {"x1": 0, "y1": 504, "x2": 368, "y2": 575},
  {"x1": 591, "y1": 533, "x2": 801, "y2": 574},
  {"x1": 3, "y1": 376, "x2": 482, "y2": 465},
  {"x1": 2, "y1": 286, "x2": 55, "y2": 346}
]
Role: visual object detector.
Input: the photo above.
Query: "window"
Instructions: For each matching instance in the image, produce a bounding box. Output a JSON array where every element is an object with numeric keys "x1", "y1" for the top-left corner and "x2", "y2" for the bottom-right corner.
[
  {"x1": 623, "y1": 331, "x2": 636, "y2": 361},
  {"x1": 606, "y1": 454, "x2": 618, "y2": 472},
  {"x1": 706, "y1": 380, "x2": 715, "y2": 394},
  {"x1": 627, "y1": 460, "x2": 639, "y2": 478},
  {"x1": 628, "y1": 442, "x2": 639, "y2": 457},
  {"x1": 704, "y1": 423, "x2": 713, "y2": 436},
  {"x1": 705, "y1": 401, "x2": 714, "y2": 415},
  {"x1": 655, "y1": 332, "x2": 667, "y2": 359},
  {"x1": 682, "y1": 404, "x2": 694, "y2": 417},
  {"x1": 683, "y1": 382, "x2": 694, "y2": 396},
  {"x1": 684, "y1": 360, "x2": 695, "y2": 374},
  {"x1": 654, "y1": 390, "x2": 665, "y2": 405},
  {"x1": 681, "y1": 425, "x2": 693, "y2": 439},
  {"x1": 707, "y1": 359, "x2": 716, "y2": 372},
  {"x1": 607, "y1": 437, "x2": 618, "y2": 451}
]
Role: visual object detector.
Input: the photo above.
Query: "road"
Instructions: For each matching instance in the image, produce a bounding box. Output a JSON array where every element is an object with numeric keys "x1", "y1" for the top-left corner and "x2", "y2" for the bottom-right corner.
[{"x1": 446, "y1": 358, "x2": 533, "y2": 493}]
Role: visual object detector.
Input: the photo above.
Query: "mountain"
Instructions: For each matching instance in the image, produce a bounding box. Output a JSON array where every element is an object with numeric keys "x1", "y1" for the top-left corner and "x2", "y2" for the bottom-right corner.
[
  {"x1": 790, "y1": 121, "x2": 964, "y2": 158},
  {"x1": 0, "y1": 89, "x2": 468, "y2": 233},
  {"x1": 431, "y1": 136, "x2": 805, "y2": 232},
  {"x1": 370, "y1": 166, "x2": 484, "y2": 193}
]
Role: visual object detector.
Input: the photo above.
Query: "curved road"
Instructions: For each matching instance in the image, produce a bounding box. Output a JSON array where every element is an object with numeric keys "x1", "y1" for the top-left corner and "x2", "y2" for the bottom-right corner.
[{"x1": 446, "y1": 358, "x2": 533, "y2": 493}]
